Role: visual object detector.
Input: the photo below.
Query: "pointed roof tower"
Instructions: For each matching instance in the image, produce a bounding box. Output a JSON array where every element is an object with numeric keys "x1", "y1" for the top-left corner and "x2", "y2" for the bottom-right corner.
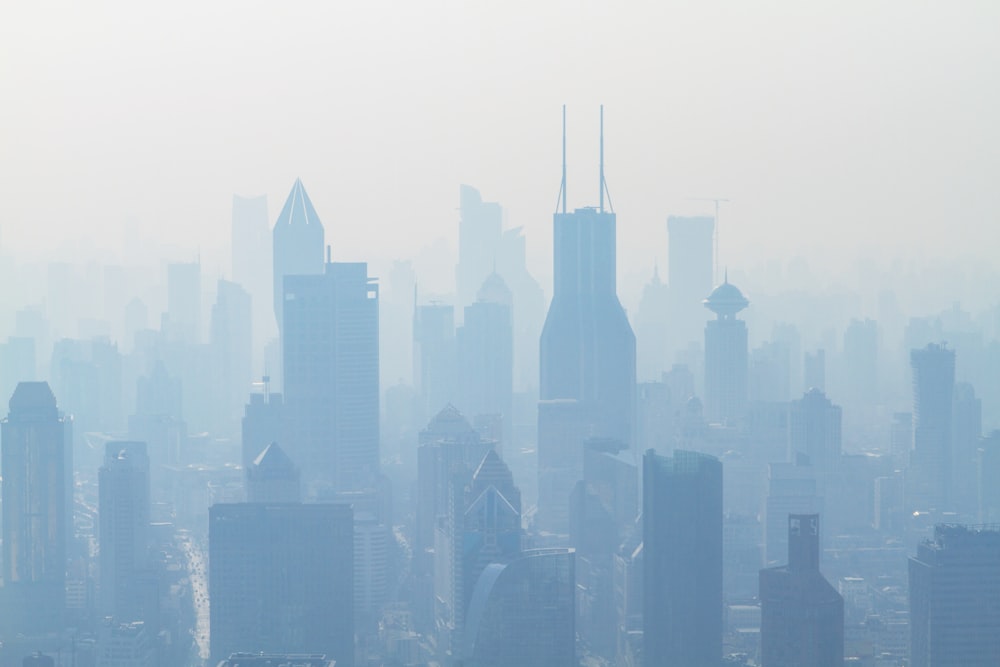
[{"x1": 275, "y1": 178, "x2": 323, "y2": 229}]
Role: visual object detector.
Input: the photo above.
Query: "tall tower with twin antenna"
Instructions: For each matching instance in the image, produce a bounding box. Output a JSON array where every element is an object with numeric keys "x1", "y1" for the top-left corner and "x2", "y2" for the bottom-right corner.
[{"x1": 537, "y1": 106, "x2": 636, "y2": 533}]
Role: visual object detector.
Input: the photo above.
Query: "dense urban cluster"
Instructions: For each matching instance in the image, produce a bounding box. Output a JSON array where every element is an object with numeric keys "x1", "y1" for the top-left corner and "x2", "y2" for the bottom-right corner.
[{"x1": 0, "y1": 120, "x2": 999, "y2": 667}]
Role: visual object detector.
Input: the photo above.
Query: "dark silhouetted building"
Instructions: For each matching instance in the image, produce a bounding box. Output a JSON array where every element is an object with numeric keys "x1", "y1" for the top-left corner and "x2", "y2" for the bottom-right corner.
[
  {"x1": 760, "y1": 514, "x2": 844, "y2": 667},
  {"x1": 703, "y1": 278, "x2": 749, "y2": 425},
  {"x1": 907, "y1": 343, "x2": 955, "y2": 511},
  {"x1": 209, "y1": 503, "x2": 354, "y2": 666},
  {"x1": 283, "y1": 262, "x2": 379, "y2": 492},
  {"x1": 246, "y1": 441, "x2": 300, "y2": 503},
  {"x1": 1, "y1": 382, "x2": 72, "y2": 634},
  {"x1": 909, "y1": 524, "x2": 1000, "y2": 667},
  {"x1": 462, "y1": 548, "x2": 575, "y2": 667},
  {"x1": 99, "y1": 441, "x2": 152, "y2": 622},
  {"x1": 643, "y1": 449, "x2": 723, "y2": 667},
  {"x1": 273, "y1": 178, "x2": 325, "y2": 335}
]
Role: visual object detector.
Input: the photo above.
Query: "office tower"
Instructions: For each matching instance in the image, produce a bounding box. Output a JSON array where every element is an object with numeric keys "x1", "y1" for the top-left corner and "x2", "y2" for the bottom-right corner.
[
  {"x1": 99, "y1": 442, "x2": 151, "y2": 620},
  {"x1": 231, "y1": 194, "x2": 273, "y2": 353},
  {"x1": 456, "y1": 184, "x2": 503, "y2": 310},
  {"x1": 211, "y1": 279, "x2": 253, "y2": 435},
  {"x1": 788, "y1": 388, "x2": 842, "y2": 472},
  {"x1": 890, "y1": 411, "x2": 913, "y2": 470},
  {"x1": 209, "y1": 503, "x2": 354, "y2": 666},
  {"x1": 909, "y1": 524, "x2": 1000, "y2": 667},
  {"x1": 643, "y1": 449, "x2": 723, "y2": 667},
  {"x1": 246, "y1": 441, "x2": 300, "y2": 503},
  {"x1": 635, "y1": 266, "x2": 671, "y2": 380},
  {"x1": 760, "y1": 514, "x2": 844, "y2": 667},
  {"x1": 0, "y1": 382, "x2": 73, "y2": 634},
  {"x1": 413, "y1": 301, "x2": 457, "y2": 424},
  {"x1": 165, "y1": 260, "x2": 201, "y2": 343},
  {"x1": 95, "y1": 619, "x2": 156, "y2": 667},
  {"x1": 951, "y1": 382, "x2": 982, "y2": 516},
  {"x1": 537, "y1": 398, "x2": 591, "y2": 534},
  {"x1": 804, "y1": 348, "x2": 825, "y2": 391},
  {"x1": 241, "y1": 377, "x2": 283, "y2": 469},
  {"x1": 272, "y1": 178, "x2": 325, "y2": 334},
  {"x1": 907, "y1": 343, "x2": 956, "y2": 511},
  {"x1": 764, "y1": 460, "x2": 822, "y2": 566},
  {"x1": 538, "y1": 108, "x2": 636, "y2": 530},
  {"x1": 749, "y1": 339, "x2": 791, "y2": 403},
  {"x1": 495, "y1": 225, "x2": 545, "y2": 392},
  {"x1": 283, "y1": 262, "x2": 379, "y2": 492},
  {"x1": 843, "y1": 318, "x2": 878, "y2": 408},
  {"x1": 978, "y1": 431, "x2": 1000, "y2": 523},
  {"x1": 666, "y1": 215, "x2": 714, "y2": 360},
  {"x1": 457, "y1": 273, "x2": 514, "y2": 448},
  {"x1": 462, "y1": 548, "x2": 576, "y2": 667},
  {"x1": 0, "y1": 336, "x2": 36, "y2": 405},
  {"x1": 703, "y1": 277, "x2": 749, "y2": 424}
]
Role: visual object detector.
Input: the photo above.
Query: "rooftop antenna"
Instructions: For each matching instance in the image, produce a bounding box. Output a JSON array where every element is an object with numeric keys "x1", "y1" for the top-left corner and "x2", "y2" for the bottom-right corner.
[
  {"x1": 600, "y1": 105, "x2": 614, "y2": 214},
  {"x1": 688, "y1": 196, "x2": 730, "y2": 283},
  {"x1": 555, "y1": 105, "x2": 567, "y2": 214}
]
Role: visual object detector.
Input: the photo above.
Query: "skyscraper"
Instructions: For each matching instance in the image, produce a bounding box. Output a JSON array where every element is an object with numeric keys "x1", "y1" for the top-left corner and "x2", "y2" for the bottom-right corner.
[
  {"x1": 462, "y1": 548, "x2": 576, "y2": 667},
  {"x1": 760, "y1": 514, "x2": 844, "y2": 667},
  {"x1": 283, "y1": 262, "x2": 379, "y2": 492},
  {"x1": 703, "y1": 277, "x2": 749, "y2": 424},
  {"x1": 245, "y1": 441, "x2": 300, "y2": 503},
  {"x1": 272, "y1": 178, "x2": 325, "y2": 335},
  {"x1": 99, "y1": 441, "x2": 151, "y2": 621},
  {"x1": 1, "y1": 382, "x2": 73, "y2": 634},
  {"x1": 908, "y1": 343, "x2": 955, "y2": 511},
  {"x1": 666, "y1": 215, "x2": 714, "y2": 360},
  {"x1": 457, "y1": 273, "x2": 514, "y2": 447},
  {"x1": 413, "y1": 301, "x2": 457, "y2": 424},
  {"x1": 538, "y1": 107, "x2": 636, "y2": 530},
  {"x1": 643, "y1": 449, "x2": 723, "y2": 667},
  {"x1": 231, "y1": 194, "x2": 273, "y2": 354},
  {"x1": 209, "y1": 503, "x2": 354, "y2": 666},
  {"x1": 456, "y1": 184, "x2": 503, "y2": 311},
  {"x1": 165, "y1": 260, "x2": 201, "y2": 343},
  {"x1": 210, "y1": 279, "x2": 253, "y2": 435},
  {"x1": 788, "y1": 388, "x2": 842, "y2": 472},
  {"x1": 909, "y1": 524, "x2": 1000, "y2": 666}
]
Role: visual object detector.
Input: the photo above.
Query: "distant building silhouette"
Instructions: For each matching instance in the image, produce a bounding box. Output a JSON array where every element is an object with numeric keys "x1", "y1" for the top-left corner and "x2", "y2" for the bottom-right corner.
[
  {"x1": 764, "y1": 460, "x2": 822, "y2": 567},
  {"x1": 703, "y1": 277, "x2": 749, "y2": 425},
  {"x1": 643, "y1": 449, "x2": 723, "y2": 667},
  {"x1": 456, "y1": 185, "x2": 503, "y2": 311},
  {"x1": 211, "y1": 279, "x2": 253, "y2": 435},
  {"x1": 241, "y1": 377, "x2": 283, "y2": 470},
  {"x1": 842, "y1": 318, "x2": 878, "y2": 410},
  {"x1": 283, "y1": 262, "x2": 379, "y2": 492},
  {"x1": 666, "y1": 215, "x2": 714, "y2": 361},
  {"x1": 231, "y1": 193, "x2": 273, "y2": 355},
  {"x1": 635, "y1": 266, "x2": 670, "y2": 380},
  {"x1": 209, "y1": 503, "x2": 354, "y2": 666},
  {"x1": 246, "y1": 441, "x2": 300, "y2": 503},
  {"x1": 457, "y1": 273, "x2": 514, "y2": 449},
  {"x1": 0, "y1": 382, "x2": 72, "y2": 634},
  {"x1": 804, "y1": 348, "x2": 826, "y2": 391},
  {"x1": 462, "y1": 548, "x2": 576, "y2": 667},
  {"x1": 165, "y1": 260, "x2": 201, "y2": 344},
  {"x1": 760, "y1": 514, "x2": 844, "y2": 667},
  {"x1": 909, "y1": 524, "x2": 1000, "y2": 666},
  {"x1": 951, "y1": 382, "x2": 982, "y2": 516},
  {"x1": 272, "y1": 179, "x2": 325, "y2": 335},
  {"x1": 788, "y1": 388, "x2": 842, "y2": 472},
  {"x1": 413, "y1": 301, "x2": 458, "y2": 424},
  {"x1": 99, "y1": 441, "x2": 153, "y2": 622},
  {"x1": 907, "y1": 343, "x2": 955, "y2": 511}
]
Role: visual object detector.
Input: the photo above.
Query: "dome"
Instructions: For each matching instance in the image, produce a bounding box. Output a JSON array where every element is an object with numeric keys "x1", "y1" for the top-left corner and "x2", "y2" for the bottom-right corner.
[
  {"x1": 477, "y1": 272, "x2": 512, "y2": 306},
  {"x1": 703, "y1": 277, "x2": 749, "y2": 317}
]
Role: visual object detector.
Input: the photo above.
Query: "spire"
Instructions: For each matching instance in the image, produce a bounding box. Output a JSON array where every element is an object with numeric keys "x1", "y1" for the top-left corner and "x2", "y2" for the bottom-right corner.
[
  {"x1": 275, "y1": 179, "x2": 323, "y2": 228},
  {"x1": 599, "y1": 104, "x2": 604, "y2": 213},
  {"x1": 555, "y1": 105, "x2": 567, "y2": 214}
]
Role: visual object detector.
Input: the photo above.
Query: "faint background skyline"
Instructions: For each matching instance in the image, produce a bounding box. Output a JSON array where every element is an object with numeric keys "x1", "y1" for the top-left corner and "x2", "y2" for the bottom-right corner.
[{"x1": 2, "y1": 1, "x2": 998, "y2": 302}]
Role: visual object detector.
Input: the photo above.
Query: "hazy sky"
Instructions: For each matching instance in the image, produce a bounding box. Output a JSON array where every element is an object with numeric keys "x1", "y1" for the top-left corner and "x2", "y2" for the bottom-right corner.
[{"x1": 2, "y1": 1, "x2": 998, "y2": 288}]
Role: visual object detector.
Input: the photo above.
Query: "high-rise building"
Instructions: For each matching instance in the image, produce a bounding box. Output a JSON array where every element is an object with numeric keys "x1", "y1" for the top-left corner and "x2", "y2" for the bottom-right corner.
[
  {"x1": 231, "y1": 194, "x2": 273, "y2": 357},
  {"x1": 537, "y1": 398, "x2": 591, "y2": 534},
  {"x1": 457, "y1": 273, "x2": 514, "y2": 448},
  {"x1": 909, "y1": 524, "x2": 1000, "y2": 667},
  {"x1": 538, "y1": 108, "x2": 636, "y2": 531},
  {"x1": 495, "y1": 226, "x2": 545, "y2": 393},
  {"x1": 245, "y1": 441, "x2": 300, "y2": 503},
  {"x1": 208, "y1": 503, "x2": 354, "y2": 666},
  {"x1": 462, "y1": 548, "x2": 576, "y2": 667},
  {"x1": 804, "y1": 348, "x2": 826, "y2": 391},
  {"x1": 951, "y1": 382, "x2": 982, "y2": 517},
  {"x1": 666, "y1": 215, "x2": 714, "y2": 360},
  {"x1": 760, "y1": 514, "x2": 844, "y2": 667},
  {"x1": 842, "y1": 318, "x2": 878, "y2": 409},
  {"x1": 634, "y1": 266, "x2": 671, "y2": 381},
  {"x1": 907, "y1": 343, "x2": 956, "y2": 511},
  {"x1": 764, "y1": 460, "x2": 822, "y2": 566},
  {"x1": 703, "y1": 278, "x2": 749, "y2": 425},
  {"x1": 272, "y1": 179, "x2": 325, "y2": 335},
  {"x1": 241, "y1": 378, "x2": 283, "y2": 470},
  {"x1": 98, "y1": 441, "x2": 152, "y2": 621},
  {"x1": 0, "y1": 382, "x2": 73, "y2": 634},
  {"x1": 788, "y1": 388, "x2": 842, "y2": 472},
  {"x1": 283, "y1": 262, "x2": 379, "y2": 492},
  {"x1": 413, "y1": 301, "x2": 457, "y2": 424},
  {"x1": 643, "y1": 449, "x2": 723, "y2": 667},
  {"x1": 210, "y1": 279, "x2": 253, "y2": 435},
  {"x1": 456, "y1": 184, "x2": 503, "y2": 311}
]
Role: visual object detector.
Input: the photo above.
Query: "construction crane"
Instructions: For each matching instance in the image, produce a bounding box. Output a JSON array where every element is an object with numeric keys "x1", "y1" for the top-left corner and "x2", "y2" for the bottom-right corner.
[{"x1": 687, "y1": 197, "x2": 730, "y2": 284}]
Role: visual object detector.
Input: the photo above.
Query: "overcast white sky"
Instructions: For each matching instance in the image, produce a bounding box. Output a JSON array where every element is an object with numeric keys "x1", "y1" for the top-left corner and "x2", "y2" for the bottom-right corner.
[{"x1": 2, "y1": 1, "x2": 998, "y2": 289}]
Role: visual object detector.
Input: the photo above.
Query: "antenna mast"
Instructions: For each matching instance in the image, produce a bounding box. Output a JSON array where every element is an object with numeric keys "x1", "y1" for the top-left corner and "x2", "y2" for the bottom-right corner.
[
  {"x1": 599, "y1": 105, "x2": 605, "y2": 213},
  {"x1": 561, "y1": 105, "x2": 567, "y2": 214}
]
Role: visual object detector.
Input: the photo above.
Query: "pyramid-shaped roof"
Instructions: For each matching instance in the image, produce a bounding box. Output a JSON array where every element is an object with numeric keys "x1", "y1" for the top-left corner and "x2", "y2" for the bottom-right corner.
[
  {"x1": 251, "y1": 441, "x2": 297, "y2": 472},
  {"x1": 275, "y1": 178, "x2": 323, "y2": 229},
  {"x1": 426, "y1": 403, "x2": 475, "y2": 436}
]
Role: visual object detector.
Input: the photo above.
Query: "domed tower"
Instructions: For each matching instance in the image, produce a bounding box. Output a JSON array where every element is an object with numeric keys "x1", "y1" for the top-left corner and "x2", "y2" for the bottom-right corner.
[{"x1": 703, "y1": 275, "x2": 749, "y2": 424}]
